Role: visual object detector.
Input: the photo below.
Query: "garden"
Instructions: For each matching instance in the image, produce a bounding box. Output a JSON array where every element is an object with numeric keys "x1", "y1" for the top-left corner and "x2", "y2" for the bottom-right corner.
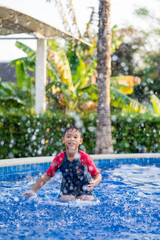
[{"x1": 0, "y1": 1, "x2": 160, "y2": 159}]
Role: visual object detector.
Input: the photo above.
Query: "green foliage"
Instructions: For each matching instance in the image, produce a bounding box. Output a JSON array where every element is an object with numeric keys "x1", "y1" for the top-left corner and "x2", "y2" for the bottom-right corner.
[
  {"x1": 111, "y1": 25, "x2": 124, "y2": 54},
  {"x1": 1, "y1": 112, "x2": 160, "y2": 159},
  {"x1": 135, "y1": 8, "x2": 150, "y2": 17},
  {"x1": 0, "y1": 112, "x2": 74, "y2": 159},
  {"x1": 15, "y1": 61, "x2": 31, "y2": 90},
  {"x1": 12, "y1": 41, "x2": 36, "y2": 71},
  {"x1": 0, "y1": 80, "x2": 25, "y2": 114},
  {"x1": 0, "y1": 80, "x2": 35, "y2": 114},
  {"x1": 150, "y1": 94, "x2": 160, "y2": 116},
  {"x1": 111, "y1": 113, "x2": 160, "y2": 154},
  {"x1": 46, "y1": 39, "x2": 97, "y2": 113},
  {"x1": 0, "y1": 41, "x2": 36, "y2": 114},
  {"x1": 131, "y1": 5, "x2": 160, "y2": 104},
  {"x1": 7, "y1": 25, "x2": 159, "y2": 116}
]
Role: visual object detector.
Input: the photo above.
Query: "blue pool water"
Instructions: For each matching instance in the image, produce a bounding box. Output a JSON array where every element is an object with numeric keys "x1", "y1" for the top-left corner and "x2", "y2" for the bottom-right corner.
[{"x1": 0, "y1": 158, "x2": 160, "y2": 240}]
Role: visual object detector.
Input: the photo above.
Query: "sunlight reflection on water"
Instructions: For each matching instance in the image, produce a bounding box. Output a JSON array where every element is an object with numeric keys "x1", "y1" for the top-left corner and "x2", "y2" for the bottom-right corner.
[{"x1": 0, "y1": 163, "x2": 160, "y2": 239}]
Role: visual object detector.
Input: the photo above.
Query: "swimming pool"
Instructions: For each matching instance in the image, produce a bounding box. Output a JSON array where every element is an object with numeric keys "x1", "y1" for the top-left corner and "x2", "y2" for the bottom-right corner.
[{"x1": 0, "y1": 154, "x2": 160, "y2": 240}]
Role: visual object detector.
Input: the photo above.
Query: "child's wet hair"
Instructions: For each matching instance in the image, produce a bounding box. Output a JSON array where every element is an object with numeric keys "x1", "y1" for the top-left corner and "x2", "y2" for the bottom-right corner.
[{"x1": 64, "y1": 126, "x2": 82, "y2": 136}]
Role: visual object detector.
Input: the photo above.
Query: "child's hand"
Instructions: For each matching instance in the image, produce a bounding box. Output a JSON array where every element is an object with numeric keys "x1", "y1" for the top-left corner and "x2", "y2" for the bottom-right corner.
[
  {"x1": 88, "y1": 179, "x2": 96, "y2": 191},
  {"x1": 22, "y1": 190, "x2": 35, "y2": 197}
]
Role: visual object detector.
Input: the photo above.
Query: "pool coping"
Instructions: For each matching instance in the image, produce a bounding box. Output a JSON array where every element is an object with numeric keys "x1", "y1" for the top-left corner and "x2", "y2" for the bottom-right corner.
[{"x1": 1, "y1": 153, "x2": 160, "y2": 167}]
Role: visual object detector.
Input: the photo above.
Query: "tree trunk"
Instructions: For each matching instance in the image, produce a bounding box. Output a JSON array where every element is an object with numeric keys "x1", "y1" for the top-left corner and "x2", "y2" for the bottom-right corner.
[{"x1": 95, "y1": 0, "x2": 114, "y2": 154}]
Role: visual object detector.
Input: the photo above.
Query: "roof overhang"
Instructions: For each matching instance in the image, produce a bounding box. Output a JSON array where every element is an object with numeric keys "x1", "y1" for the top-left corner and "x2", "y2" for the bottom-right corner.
[{"x1": 0, "y1": 4, "x2": 92, "y2": 46}]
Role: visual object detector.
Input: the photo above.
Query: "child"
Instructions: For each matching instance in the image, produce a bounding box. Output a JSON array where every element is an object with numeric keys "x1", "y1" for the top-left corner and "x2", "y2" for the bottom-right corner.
[{"x1": 23, "y1": 126, "x2": 102, "y2": 201}]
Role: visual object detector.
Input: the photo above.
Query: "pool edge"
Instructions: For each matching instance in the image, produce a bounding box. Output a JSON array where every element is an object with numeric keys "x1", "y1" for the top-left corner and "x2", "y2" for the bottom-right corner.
[{"x1": 1, "y1": 153, "x2": 160, "y2": 167}]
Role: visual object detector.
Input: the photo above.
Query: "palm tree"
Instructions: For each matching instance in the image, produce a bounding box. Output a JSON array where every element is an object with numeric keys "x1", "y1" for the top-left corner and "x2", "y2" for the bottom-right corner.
[{"x1": 95, "y1": 0, "x2": 114, "y2": 154}]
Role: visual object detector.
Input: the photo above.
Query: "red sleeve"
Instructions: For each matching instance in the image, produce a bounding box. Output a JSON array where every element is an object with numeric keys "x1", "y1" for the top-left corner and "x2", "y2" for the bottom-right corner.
[
  {"x1": 79, "y1": 151, "x2": 100, "y2": 178},
  {"x1": 45, "y1": 151, "x2": 65, "y2": 177}
]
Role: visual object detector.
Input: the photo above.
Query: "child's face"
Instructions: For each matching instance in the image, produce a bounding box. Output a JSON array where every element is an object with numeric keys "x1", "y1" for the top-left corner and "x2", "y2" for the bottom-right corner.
[{"x1": 62, "y1": 129, "x2": 83, "y2": 153}]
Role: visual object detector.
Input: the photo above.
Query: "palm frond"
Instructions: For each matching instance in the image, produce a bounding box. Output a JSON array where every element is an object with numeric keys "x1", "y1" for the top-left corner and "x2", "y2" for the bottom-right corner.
[
  {"x1": 15, "y1": 61, "x2": 31, "y2": 90},
  {"x1": 0, "y1": 81, "x2": 15, "y2": 96},
  {"x1": 150, "y1": 94, "x2": 160, "y2": 116},
  {"x1": 66, "y1": 0, "x2": 81, "y2": 37},
  {"x1": 111, "y1": 87, "x2": 148, "y2": 114},
  {"x1": 11, "y1": 57, "x2": 35, "y2": 71},
  {"x1": 15, "y1": 41, "x2": 35, "y2": 58},
  {"x1": 48, "y1": 49, "x2": 73, "y2": 88},
  {"x1": 54, "y1": 0, "x2": 71, "y2": 32},
  {"x1": 111, "y1": 75, "x2": 141, "y2": 87},
  {"x1": 83, "y1": 7, "x2": 96, "y2": 39},
  {"x1": 112, "y1": 84, "x2": 133, "y2": 95}
]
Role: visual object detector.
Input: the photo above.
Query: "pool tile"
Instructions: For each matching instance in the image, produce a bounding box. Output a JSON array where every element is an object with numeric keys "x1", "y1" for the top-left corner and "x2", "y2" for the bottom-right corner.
[
  {"x1": 25, "y1": 164, "x2": 31, "y2": 171},
  {"x1": 4, "y1": 167, "x2": 8, "y2": 174},
  {"x1": 0, "y1": 157, "x2": 160, "y2": 180}
]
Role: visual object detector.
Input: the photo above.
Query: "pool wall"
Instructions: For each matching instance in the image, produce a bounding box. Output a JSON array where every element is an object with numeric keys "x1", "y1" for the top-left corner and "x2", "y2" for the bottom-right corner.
[{"x1": 0, "y1": 153, "x2": 160, "y2": 179}]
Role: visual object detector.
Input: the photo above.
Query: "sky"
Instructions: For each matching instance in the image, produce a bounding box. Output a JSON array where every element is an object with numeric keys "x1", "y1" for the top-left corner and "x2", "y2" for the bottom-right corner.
[{"x1": 0, "y1": 0, "x2": 159, "y2": 61}]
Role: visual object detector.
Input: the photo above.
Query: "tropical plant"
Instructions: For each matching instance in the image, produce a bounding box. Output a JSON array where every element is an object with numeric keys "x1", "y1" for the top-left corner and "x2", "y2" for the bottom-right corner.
[
  {"x1": 10, "y1": 41, "x2": 151, "y2": 115},
  {"x1": 150, "y1": 94, "x2": 160, "y2": 116},
  {"x1": 1, "y1": 42, "x2": 35, "y2": 115},
  {"x1": 0, "y1": 79, "x2": 25, "y2": 113},
  {"x1": 8, "y1": 1, "x2": 126, "y2": 115},
  {"x1": 0, "y1": 40, "x2": 36, "y2": 114},
  {"x1": 46, "y1": 39, "x2": 97, "y2": 113},
  {"x1": 9, "y1": 3, "x2": 159, "y2": 117}
]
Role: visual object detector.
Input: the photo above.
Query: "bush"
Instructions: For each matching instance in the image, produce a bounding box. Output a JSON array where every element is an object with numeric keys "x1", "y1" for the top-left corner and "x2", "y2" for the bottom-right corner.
[
  {"x1": 0, "y1": 112, "x2": 160, "y2": 159},
  {"x1": 111, "y1": 113, "x2": 160, "y2": 153},
  {"x1": 0, "y1": 112, "x2": 74, "y2": 159}
]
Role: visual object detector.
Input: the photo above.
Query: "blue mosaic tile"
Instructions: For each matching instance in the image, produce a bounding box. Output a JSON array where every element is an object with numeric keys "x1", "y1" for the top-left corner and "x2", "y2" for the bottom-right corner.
[
  {"x1": 30, "y1": 164, "x2": 36, "y2": 171},
  {"x1": 43, "y1": 162, "x2": 51, "y2": 171},
  {"x1": 155, "y1": 162, "x2": 160, "y2": 168},
  {"x1": 25, "y1": 164, "x2": 31, "y2": 171},
  {"x1": 36, "y1": 164, "x2": 40, "y2": 171},
  {"x1": 4, "y1": 167, "x2": 8, "y2": 175},
  {"x1": 0, "y1": 158, "x2": 160, "y2": 180},
  {"x1": 0, "y1": 167, "x2": 3, "y2": 176},
  {"x1": 12, "y1": 165, "x2": 17, "y2": 173},
  {"x1": 22, "y1": 165, "x2": 26, "y2": 171}
]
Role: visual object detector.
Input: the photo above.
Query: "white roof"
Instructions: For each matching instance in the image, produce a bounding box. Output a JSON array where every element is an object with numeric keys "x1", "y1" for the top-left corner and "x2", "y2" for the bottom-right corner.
[{"x1": 0, "y1": 4, "x2": 91, "y2": 45}]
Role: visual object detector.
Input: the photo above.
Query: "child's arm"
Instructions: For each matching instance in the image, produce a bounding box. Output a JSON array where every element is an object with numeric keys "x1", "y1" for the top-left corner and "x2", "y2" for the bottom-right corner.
[
  {"x1": 88, "y1": 173, "x2": 102, "y2": 191},
  {"x1": 23, "y1": 174, "x2": 51, "y2": 197}
]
